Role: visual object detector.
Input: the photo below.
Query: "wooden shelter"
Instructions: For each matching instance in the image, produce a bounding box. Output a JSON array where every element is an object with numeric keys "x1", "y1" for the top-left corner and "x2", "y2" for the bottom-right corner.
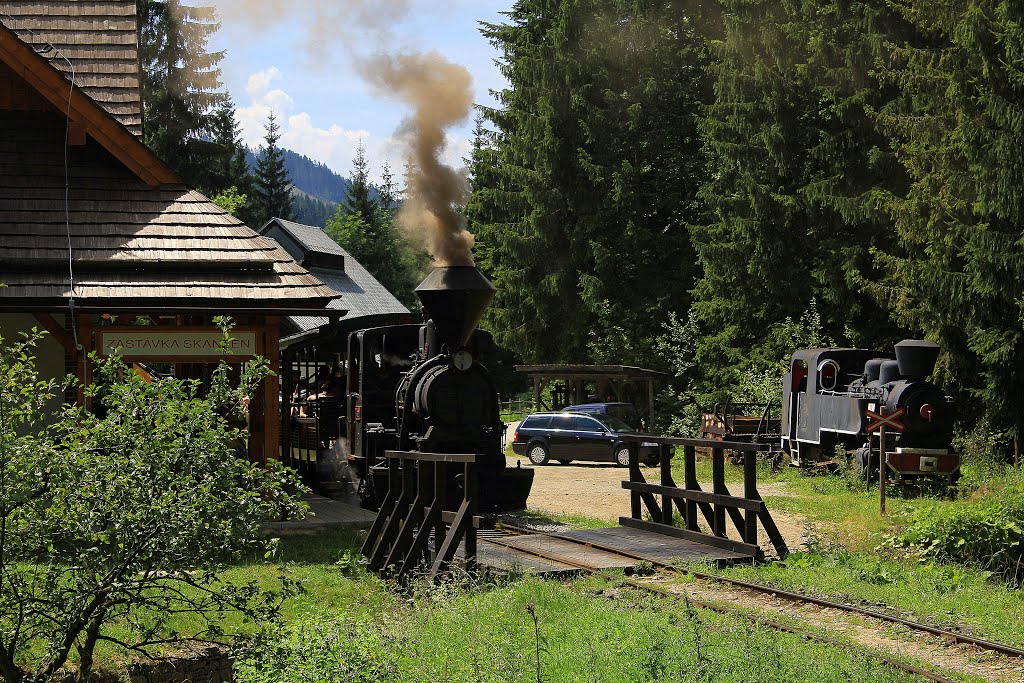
[
  {"x1": 515, "y1": 365, "x2": 667, "y2": 428},
  {"x1": 0, "y1": 1, "x2": 338, "y2": 462}
]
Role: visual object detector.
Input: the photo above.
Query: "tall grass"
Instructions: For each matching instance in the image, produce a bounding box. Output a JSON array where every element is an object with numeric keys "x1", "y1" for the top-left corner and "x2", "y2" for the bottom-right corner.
[{"x1": 236, "y1": 576, "x2": 926, "y2": 683}]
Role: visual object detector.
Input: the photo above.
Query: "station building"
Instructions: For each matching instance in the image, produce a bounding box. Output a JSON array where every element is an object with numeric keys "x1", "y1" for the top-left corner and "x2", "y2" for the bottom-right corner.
[{"x1": 0, "y1": 1, "x2": 342, "y2": 461}]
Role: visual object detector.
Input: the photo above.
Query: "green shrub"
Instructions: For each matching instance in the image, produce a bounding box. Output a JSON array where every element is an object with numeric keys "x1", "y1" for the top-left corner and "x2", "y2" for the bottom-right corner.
[{"x1": 886, "y1": 474, "x2": 1024, "y2": 582}]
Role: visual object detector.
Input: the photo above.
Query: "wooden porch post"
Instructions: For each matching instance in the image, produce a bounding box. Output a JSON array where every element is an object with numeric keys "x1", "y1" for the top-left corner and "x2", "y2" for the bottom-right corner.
[
  {"x1": 647, "y1": 379, "x2": 655, "y2": 432},
  {"x1": 262, "y1": 316, "x2": 281, "y2": 464}
]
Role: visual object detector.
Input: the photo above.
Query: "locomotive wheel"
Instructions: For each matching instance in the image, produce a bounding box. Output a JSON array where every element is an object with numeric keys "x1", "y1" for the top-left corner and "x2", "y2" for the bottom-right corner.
[
  {"x1": 527, "y1": 442, "x2": 550, "y2": 465},
  {"x1": 614, "y1": 445, "x2": 631, "y2": 467}
]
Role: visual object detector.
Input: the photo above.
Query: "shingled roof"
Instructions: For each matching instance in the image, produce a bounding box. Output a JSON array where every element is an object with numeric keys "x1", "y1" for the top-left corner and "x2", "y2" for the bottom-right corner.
[
  {"x1": 0, "y1": 110, "x2": 337, "y2": 308},
  {"x1": 260, "y1": 218, "x2": 410, "y2": 339},
  {"x1": 0, "y1": 7, "x2": 337, "y2": 312},
  {"x1": 0, "y1": 0, "x2": 142, "y2": 136}
]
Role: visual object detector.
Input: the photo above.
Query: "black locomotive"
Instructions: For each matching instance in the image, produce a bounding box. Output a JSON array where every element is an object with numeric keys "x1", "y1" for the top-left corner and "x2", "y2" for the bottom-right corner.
[
  {"x1": 780, "y1": 339, "x2": 960, "y2": 484},
  {"x1": 344, "y1": 265, "x2": 534, "y2": 511}
]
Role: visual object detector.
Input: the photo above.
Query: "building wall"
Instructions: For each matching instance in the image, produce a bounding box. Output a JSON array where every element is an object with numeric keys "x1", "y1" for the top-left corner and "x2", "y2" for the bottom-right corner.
[
  {"x1": 0, "y1": 313, "x2": 71, "y2": 419},
  {"x1": 263, "y1": 224, "x2": 304, "y2": 264}
]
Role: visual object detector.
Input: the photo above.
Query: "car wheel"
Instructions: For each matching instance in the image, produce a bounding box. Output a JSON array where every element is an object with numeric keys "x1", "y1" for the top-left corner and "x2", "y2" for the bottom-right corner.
[
  {"x1": 527, "y1": 442, "x2": 550, "y2": 465},
  {"x1": 614, "y1": 445, "x2": 631, "y2": 467},
  {"x1": 557, "y1": 459, "x2": 572, "y2": 465}
]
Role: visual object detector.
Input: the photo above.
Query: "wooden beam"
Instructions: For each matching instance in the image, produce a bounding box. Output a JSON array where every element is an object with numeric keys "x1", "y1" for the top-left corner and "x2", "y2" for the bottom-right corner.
[
  {"x1": 32, "y1": 312, "x2": 75, "y2": 353},
  {"x1": 262, "y1": 316, "x2": 281, "y2": 464}
]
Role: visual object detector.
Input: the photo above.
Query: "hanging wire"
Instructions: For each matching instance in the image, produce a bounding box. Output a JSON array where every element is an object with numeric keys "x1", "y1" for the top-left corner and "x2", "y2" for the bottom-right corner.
[{"x1": 2, "y1": 12, "x2": 82, "y2": 350}]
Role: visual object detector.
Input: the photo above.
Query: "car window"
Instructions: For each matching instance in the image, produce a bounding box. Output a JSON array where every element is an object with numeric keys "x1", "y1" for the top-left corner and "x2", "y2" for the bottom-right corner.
[
  {"x1": 549, "y1": 415, "x2": 575, "y2": 430},
  {"x1": 574, "y1": 416, "x2": 605, "y2": 431},
  {"x1": 601, "y1": 416, "x2": 635, "y2": 432},
  {"x1": 522, "y1": 415, "x2": 551, "y2": 429}
]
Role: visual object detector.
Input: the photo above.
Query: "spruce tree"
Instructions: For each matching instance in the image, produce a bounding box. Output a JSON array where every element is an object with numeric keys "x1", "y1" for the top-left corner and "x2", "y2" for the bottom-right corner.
[
  {"x1": 137, "y1": 0, "x2": 226, "y2": 190},
  {"x1": 475, "y1": 0, "x2": 712, "y2": 365},
  {"x1": 325, "y1": 145, "x2": 419, "y2": 306},
  {"x1": 691, "y1": 0, "x2": 909, "y2": 394},
  {"x1": 209, "y1": 98, "x2": 251, "y2": 197},
  {"x1": 874, "y1": 2, "x2": 1024, "y2": 458},
  {"x1": 252, "y1": 112, "x2": 293, "y2": 226}
]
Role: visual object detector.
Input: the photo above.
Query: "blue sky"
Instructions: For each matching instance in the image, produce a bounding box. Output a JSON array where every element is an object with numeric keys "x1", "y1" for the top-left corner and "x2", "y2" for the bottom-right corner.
[{"x1": 208, "y1": 1, "x2": 511, "y2": 185}]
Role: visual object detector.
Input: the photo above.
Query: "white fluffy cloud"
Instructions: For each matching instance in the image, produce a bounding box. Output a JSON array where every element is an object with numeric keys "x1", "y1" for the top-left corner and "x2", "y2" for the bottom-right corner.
[
  {"x1": 236, "y1": 66, "x2": 472, "y2": 186},
  {"x1": 237, "y1": 67, "x2": 372, "y2": 179}
]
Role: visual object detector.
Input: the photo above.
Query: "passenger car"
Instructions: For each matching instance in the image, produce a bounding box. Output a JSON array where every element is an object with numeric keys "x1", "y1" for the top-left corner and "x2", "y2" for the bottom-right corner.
[{"x1": 510, "y1": 411, "x2": 660, "y2": 466}]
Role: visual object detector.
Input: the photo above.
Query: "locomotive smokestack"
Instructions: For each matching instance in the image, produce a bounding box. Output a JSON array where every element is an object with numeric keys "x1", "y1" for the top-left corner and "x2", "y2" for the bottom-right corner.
[
  {"x1": 415, "y1": 266, "x2": 495, "y2": 350},
  {"x1": 894, "y1": 339, "x2": 940, "y2": 380}
]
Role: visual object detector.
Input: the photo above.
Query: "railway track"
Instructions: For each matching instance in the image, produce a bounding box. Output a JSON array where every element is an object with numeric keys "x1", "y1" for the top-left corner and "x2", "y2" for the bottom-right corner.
[{"x1": 491, "y1": 522, "x2": 1024, "y2": 683}]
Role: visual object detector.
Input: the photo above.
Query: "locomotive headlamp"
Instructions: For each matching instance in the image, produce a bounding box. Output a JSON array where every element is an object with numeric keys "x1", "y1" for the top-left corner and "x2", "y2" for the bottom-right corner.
[
  {"x1": 453, "y1": 350, "x2": 473, "y2": 371},
  {"x1": 919, "y1": 404, "x2": 934, "y2": 422}
]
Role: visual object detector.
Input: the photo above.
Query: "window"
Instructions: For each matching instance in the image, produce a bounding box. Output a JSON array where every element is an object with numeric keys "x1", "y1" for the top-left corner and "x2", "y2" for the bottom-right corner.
[
  {"x1": 575, "y1": 416, "x2": 605, "y2": 432},
  {"x1": 522, "y1": 415, "x2": 551, "y2": 429},
  {"x1": 549, "y1": 415, "x2": 575, "y2": 430}
]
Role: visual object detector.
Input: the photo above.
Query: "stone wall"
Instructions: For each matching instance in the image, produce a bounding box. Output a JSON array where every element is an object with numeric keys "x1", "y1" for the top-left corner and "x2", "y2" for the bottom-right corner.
[{"x1": 66, "y1": 648, "x2": 234, "y2": 683}]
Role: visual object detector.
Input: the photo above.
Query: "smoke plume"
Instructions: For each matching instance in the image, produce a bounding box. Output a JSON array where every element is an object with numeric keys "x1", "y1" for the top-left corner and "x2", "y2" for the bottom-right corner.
[
  {"x1": 209, "y1": 1, "x2": 477, "y2": 265},
  {"x1": 362, "y1": 52, "x2": 475, "y2": 266},
  {"x1": 212, "y1": 0, "x2": 410, "y2": 47}
]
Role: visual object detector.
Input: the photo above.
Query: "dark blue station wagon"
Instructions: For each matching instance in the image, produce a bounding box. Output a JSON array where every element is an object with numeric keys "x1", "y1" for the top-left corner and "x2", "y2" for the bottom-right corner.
[{"x1": 511, "y1": 412, "x2": 660, "y2": 466}]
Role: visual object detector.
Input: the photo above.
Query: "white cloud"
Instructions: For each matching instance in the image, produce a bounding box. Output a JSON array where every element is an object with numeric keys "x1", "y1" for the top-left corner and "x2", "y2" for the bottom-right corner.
[
  {"x1": 236, "y1": 66, "x2": 474, "y2": 187},
  {"x1": 237, "y1": 67, "x2": 377, "y2": 180}
]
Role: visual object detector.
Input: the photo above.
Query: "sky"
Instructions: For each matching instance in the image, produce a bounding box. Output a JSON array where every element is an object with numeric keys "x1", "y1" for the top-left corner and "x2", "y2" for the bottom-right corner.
[{"x1": 207, "y1": 1, "x2": 511, "y2": 186}]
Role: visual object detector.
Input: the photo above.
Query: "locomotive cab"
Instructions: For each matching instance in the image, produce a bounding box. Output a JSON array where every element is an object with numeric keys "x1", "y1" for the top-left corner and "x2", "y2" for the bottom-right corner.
[{"x1": 781, "y1": 348, "x2": 886, "y2": 465}]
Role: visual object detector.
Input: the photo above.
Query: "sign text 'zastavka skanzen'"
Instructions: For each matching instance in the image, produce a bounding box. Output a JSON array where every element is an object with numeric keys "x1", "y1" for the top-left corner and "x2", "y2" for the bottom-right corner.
[{"x1": 97, "y1": 330, "x2": 258, "y2": 359}]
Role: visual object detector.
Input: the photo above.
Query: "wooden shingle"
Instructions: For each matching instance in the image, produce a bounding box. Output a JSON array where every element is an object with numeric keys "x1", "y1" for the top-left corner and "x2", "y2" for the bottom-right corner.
[{"x1": 0, "y1": 0, "x2": 142, "y2": 134}]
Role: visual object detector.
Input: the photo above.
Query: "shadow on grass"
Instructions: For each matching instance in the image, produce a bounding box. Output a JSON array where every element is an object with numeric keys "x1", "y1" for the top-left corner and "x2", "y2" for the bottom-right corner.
[{"x1": 238, "y1": 527, "x2": 367, "y2": 567}]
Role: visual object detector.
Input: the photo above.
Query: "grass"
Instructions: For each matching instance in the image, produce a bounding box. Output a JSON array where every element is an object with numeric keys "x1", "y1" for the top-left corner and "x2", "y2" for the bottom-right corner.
[
  {"x1": 673, "y1": 544, "x2": 1024, "y2": 650},
  {"x1": 231, "y1": 566, "x2": 938, "y2": 683}
]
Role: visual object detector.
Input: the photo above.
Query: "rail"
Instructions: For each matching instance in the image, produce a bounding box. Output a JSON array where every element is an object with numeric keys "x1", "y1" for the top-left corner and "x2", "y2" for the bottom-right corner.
[
  {"x1": 361, "y1": 450, "x2": 480, "y2": 584},
  {"x1": 617, "y1": 434, "x2": 788, "y2": 559}
]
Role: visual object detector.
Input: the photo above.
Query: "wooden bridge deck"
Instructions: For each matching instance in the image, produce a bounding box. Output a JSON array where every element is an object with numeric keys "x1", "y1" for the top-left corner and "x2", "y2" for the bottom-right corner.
[
  {"x1": 264, "y1": 493, "x2": 376, "y2": 533},
  {"x1": 473, "y1": 525, "x2": 751, "y2": 576}
]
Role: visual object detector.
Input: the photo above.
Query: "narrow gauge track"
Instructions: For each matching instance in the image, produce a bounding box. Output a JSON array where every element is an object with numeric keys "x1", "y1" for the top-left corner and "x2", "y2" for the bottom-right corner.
[{"x1": 491, "y1": 523, "x2": 1024, "y2": 682}]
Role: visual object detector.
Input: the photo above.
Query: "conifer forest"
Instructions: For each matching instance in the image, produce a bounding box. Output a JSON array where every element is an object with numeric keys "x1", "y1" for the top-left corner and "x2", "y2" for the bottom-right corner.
[{"x1": 137, "y1": 0, "x2": 1024, "y2": 461}]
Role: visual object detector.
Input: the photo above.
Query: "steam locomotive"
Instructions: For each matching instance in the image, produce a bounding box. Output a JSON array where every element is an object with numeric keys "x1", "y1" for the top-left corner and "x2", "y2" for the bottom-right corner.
[
  {"x1": 781, "y1": 339, "x2": 960, "y2": 484},
  {"x1": 344, "y1": 265, "x2": 534, "y2": 511}
]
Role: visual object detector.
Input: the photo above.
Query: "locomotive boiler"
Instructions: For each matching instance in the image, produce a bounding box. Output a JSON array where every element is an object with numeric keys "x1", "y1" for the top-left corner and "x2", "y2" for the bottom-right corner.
[
  {"x1": 345, "y1": 265, "x2": 534, "y2": 511},
  {"x1": 780, "y1": 339, "x2": 959, "y2": 484}
]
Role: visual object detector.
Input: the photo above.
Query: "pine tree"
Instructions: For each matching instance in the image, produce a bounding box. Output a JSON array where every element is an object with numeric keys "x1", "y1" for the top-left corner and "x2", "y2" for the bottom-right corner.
[
  {"x1": 874, "y1": 2, "x2": 1024, "y2": 458},
  {"x1": 252, "y1": 112, "x2": 293, "y2": 226},
  {"x1": 474, "y1": 0, "x2": 713, "y2": 365},
  {"x1": 137, "y1": 0, "x2": 226, "y2": 189},
  {"x1": 691, "y1": 0, "x2": 909, "y2": 393}
]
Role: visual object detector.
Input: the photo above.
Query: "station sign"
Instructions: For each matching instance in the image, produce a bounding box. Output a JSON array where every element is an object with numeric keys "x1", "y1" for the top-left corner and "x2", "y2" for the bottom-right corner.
[{"x1": 97, "y1": 329, "x2": 258, "y2": 360}]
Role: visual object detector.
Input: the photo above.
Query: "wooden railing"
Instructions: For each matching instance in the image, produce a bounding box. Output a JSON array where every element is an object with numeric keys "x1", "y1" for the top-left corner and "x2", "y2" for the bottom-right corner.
[
  {"x1": 361, "y1": 451, "x2": 479, "y2": 584},
  {"x1": 616, "y1": 435, "x2": 788, "y2": 559}
]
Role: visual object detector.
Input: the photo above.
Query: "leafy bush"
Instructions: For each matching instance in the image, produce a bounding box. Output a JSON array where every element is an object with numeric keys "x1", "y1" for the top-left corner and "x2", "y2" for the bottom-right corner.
[
  {"x1": 886, "y1": 473, "x2": 1024, "y2": 582},
  {"x1": 237, "y1": 616, "x2": 402, "y2": 683},
  {"x1": 0, "y1": 331, "x2": 303, "y2": 681}
]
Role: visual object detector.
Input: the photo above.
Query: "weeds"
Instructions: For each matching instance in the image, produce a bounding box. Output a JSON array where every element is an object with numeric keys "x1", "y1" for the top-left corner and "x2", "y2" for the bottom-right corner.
[{"x1": 524, "y1": 601, "x2": 545, "y2": 683}]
